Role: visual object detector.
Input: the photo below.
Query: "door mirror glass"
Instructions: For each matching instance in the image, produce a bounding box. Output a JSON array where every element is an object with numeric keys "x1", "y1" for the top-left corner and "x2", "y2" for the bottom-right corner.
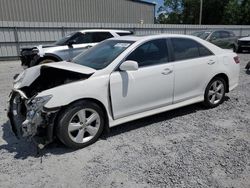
[{"x1": 119, "y1": 60, "x2": 138, "y2": 71}]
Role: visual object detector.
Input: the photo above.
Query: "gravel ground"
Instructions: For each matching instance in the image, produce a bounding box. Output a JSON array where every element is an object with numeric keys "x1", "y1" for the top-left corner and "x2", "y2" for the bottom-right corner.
[{"x1": 0, "y1": 54, "x2": 250, "y2": 188}]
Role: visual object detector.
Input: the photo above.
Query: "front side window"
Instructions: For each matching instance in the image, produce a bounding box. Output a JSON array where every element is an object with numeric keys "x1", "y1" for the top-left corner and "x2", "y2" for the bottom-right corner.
[
  {"x1": 126, "y1": 39, "x2": 168, "y2": 67},
  {"x1": 54, "y1": 32, "x2": 77, "y2": 45},
  {"x1": 211, "y1": 31, "x2": 220, "y2": 39},
  {"x1": 172, "y1": 38, "x2": 200, "y2": 61},
  {"x1": 72, "y1": 40, "x2": 133, "y2": 70}
]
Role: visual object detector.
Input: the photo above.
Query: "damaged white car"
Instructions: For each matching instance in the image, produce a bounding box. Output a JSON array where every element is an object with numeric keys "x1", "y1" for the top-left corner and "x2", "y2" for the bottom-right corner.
[{"x1": 8, "y1": 35, "x2": 240, "y2": 149}]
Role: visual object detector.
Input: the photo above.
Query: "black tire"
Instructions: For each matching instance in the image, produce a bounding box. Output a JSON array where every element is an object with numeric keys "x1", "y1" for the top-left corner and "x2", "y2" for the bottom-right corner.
[
  {"x1": 38, "y1": 59, "x2": 55, "y2": 65},
  {"x1": 237, "y1": 47, "x2": 242, "y2": 53},
  {"x1": 56, "y1": 100, "x2": 105, "y2": 149},
  {"x1": 203, "y1": 77, "x2": 226, "y2": 108},
  {"x1": 246, "y1": 61, "x2": 250, "y2": 70},
  {"x1": 232, "y1": 45, "x2": 236, "y2": 52}
]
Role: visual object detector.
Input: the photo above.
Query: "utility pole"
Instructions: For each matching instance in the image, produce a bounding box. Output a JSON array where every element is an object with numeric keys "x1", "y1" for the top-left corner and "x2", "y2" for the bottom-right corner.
[{"x1": 199, "y1": 0, "x2": 203, "y2": 25}]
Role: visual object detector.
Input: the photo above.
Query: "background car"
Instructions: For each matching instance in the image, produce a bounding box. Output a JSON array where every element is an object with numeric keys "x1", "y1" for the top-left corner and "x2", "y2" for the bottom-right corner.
[
  {"x1": 246, "y1": 61, "x2": 250, "y2": 70},
  {"x1": 20, "y1": 29, "x2": 133, "y2": 68},
  {"x1": 237, "y1": 36, "x2": 250, "y2": 53},
  {"x1": 9, "y1": 34, "x2": 240, "y2": 149},
  {"x1": 191, "y1": 30, "x2": 238, "y2": 52}
]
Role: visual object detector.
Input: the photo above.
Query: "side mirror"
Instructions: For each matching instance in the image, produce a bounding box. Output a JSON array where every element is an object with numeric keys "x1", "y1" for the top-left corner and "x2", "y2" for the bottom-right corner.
[
  {"x1": 119, "y1": 60, "x2": 138, "y2": 71},
  {"x1": 68, "y1": 39, "x2": 77, "y2": 47}
]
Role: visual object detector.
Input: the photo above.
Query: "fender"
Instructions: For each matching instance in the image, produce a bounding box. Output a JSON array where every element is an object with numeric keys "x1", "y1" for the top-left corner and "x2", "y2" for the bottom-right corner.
[{"x1": 31, "y1": 53, "x2": 63, "y2": 67}]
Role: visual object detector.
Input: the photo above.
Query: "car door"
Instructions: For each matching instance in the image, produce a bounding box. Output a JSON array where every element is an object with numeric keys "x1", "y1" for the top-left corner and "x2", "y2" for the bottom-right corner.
[
  {"x1": 208, "y1": 31, "x2": 224, "y2": 47},
  {"x1": 170, "y1": 38, "x2": 217, "y2": 103},
  {"x1": 219, "y1": 31, "x2": 232, "y2": 49},
  {"x1": 110, "y1": 39, "x2": 174, "y2": 119}
]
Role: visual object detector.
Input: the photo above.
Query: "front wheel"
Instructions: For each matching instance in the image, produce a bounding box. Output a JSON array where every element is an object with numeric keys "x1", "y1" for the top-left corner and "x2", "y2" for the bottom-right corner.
[
  {"x1": 56, "y1": 101, "x2": 105, "y2": 149},
  {"x1": 204, "y1": 78, "x2": 226, "y2": 108},
  {"x1": 38, "y1": 59, "x2": 55, "y2": 65}
]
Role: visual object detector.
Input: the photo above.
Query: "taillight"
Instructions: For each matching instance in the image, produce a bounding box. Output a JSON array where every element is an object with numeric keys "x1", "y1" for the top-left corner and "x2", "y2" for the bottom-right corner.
[{"x1": 233, "y1": 56, "x2": 240, "y2": 64}]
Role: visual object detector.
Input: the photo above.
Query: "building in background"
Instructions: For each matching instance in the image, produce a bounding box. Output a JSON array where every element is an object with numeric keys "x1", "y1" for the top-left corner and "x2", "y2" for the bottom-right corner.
[{"x1": 0, "y1": 0, "x2": 155, "y2": 24}]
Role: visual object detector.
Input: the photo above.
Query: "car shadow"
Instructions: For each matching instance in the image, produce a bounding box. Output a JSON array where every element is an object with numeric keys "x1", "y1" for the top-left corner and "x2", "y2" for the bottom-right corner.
[
  {"x1": 1, "y1": 97, "x2": 230, "y2": 159},
  {"x1": 0, "y1": 120, "x2": 75, "y2": 159}
]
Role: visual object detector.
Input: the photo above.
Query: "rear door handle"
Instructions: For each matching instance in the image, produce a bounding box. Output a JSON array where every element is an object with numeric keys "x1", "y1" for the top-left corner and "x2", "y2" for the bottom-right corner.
[
  {"x1": 208, "y1": 60, "x2": 215, "y2": 65},
  {"x1": 162, "y1": 68, "x2": 173, "y2": 75}
]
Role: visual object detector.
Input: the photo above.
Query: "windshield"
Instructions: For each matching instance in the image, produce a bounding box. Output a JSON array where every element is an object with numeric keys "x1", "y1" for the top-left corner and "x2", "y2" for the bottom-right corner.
[
  {"x1": 199, "y1": 32, "x2": 211, "y2": 40},
  {"x1": 72, "y1": 40, "x2": 134, "y2": 70},
  {"x1": 54, "y1": 32, "x2": 76, "y2": 45},
  {"x1": 192, "y1": 31, "x2": 211, "y2": 40}
]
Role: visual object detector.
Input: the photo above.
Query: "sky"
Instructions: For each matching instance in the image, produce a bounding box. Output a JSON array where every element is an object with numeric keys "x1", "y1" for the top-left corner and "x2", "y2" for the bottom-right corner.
[{"x1": 143, "y1": 0, "x2": 164, "y2": 14}]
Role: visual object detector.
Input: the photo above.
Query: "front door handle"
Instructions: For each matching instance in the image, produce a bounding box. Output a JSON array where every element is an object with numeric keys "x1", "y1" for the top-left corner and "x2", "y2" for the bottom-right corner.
[
  {"x1": 208, "y1": 60, "x2": 215, "y2": 65},
  {"x1": 162, "y1": 68, "x2": 173, "y2": 75}
]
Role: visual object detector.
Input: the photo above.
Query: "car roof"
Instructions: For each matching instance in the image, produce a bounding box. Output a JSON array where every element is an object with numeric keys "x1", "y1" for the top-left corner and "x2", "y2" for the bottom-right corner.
[
  {"x1": 79, "y1": 29, "x2": 131, "y2": 33},
  {"x1": 109, "y1": 34, "x2": 204, "y2": 42}
]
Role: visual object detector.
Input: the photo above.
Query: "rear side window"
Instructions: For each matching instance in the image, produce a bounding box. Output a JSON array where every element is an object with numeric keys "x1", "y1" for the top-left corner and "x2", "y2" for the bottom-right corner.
[
  {"x1": 171, "y1": 38, "x2": 200, "y2": 61},
  {"x1": 171, "y1": 38, "x2": 213, "y2": 61},
  {"x1": 92, "y1": 32, "x2": 113, "y2": 42},
  {"x1": 126, "y1": 39, "x2": 168, "y2": 67},
  {"x1": 117, "y1": 32, "x2": 133, "y2": 36},
  {"x1": 198, "y1": 43, "x2": 213, "y2": 57},
  {"x1": 220, "y1": 31, "x2": 230, "y2": 38}
]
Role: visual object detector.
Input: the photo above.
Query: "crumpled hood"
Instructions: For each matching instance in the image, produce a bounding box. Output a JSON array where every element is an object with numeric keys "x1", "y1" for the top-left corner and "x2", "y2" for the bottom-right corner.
[
  {"x1": 14, "y1": 61, "x2": 96, "y2": 89},
  {"x1": 44, "y1": 61, "x2": 96, "y2": 74},
  {"x1": 238, "y1": 36, "x2": 250, "y2": 41}
]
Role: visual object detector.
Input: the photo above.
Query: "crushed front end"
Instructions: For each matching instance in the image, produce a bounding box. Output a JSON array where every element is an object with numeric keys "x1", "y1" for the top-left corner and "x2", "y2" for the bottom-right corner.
[
  {"x1": 7, "y1": 63, "x2": 93, "y2": 148},
  {"x1": 8, "y1": 90, "x2": 59, "y2": 148},
  {"x1": 20, "y1": 47, "x2": 40, "y2": 69}
]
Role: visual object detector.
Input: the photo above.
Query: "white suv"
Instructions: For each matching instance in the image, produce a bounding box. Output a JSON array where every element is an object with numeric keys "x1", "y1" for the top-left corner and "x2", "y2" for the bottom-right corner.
[{"x1": 20, "y1": 29, "x2": 133, "y2": 68}]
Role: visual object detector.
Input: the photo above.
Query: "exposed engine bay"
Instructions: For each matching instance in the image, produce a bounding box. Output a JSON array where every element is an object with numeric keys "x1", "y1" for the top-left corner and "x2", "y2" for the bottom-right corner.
[{"x1": 8, "y1": 65, "x2": 92, "y2": 147}]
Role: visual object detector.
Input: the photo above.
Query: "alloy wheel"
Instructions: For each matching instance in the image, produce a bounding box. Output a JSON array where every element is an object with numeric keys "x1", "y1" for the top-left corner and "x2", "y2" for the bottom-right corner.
[
  {"x1": 68, "y1": 108, "x2": 101, "y2": 144},
  {"x1": 208, "y1": 80, "x2": 225, "y2": 105}
]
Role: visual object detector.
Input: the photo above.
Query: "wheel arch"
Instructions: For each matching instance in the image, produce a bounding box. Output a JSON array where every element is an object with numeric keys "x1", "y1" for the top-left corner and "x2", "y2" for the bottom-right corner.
[
  {"x1": 34, "y1": 53, "x2": 63, "y2": 66},
  {"x1": 209, "y1": 73, "x2": 229, "y2": 93},
  {"x1": 56, "y1": 97, "x2": 110, "y2": 134}
]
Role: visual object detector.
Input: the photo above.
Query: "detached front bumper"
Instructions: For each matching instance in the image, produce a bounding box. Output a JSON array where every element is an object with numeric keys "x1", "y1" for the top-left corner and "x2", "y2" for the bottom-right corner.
[{"x1": 7, "y1": 91, "x2": 59, "y2": 146}]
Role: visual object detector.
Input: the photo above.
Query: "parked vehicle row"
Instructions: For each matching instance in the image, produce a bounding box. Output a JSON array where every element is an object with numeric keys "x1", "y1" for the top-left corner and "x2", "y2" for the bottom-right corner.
[
  {"x1": 237, "y1": 36, "x2": 250, "y2": 53},
  {"x1": 20, "y1": 29, "x2": 133, "y2": 69},
  {"x1": 192, "y1": 30, "x2": 250, "y2": 53},
  {"x1": 8, "y1": 34, "x2": 240, "y2": 149}
]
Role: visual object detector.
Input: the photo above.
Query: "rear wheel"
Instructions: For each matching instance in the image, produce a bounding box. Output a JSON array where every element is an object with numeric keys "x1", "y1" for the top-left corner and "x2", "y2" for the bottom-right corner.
[
  {"x1": 237, "y1": 47, "x2": 242, "y2": 53},
  {"x1": 204, "y1": 77, "x2": 226, "y2": 108},
  {"x1": 56, "y1": 101, "x2": 105, "y2": 149}
]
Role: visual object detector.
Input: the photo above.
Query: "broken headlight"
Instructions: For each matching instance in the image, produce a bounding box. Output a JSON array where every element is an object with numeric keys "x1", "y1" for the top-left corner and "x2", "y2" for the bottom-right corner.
[{"x1": 28, "y1": 95, "x2": 52, "y2": 111}]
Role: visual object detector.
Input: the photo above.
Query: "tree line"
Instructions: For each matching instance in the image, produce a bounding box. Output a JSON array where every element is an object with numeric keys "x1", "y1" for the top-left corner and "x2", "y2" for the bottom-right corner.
[{"x1": 157, "y1": 0, "x2": 250, "y2": 25}]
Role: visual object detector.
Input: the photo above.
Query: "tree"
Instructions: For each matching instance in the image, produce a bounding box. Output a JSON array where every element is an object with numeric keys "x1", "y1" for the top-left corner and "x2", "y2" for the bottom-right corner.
[
  {"x1": 240, "y1": 0, "x2": 250, "y2": 24},
  {"x1": 222, "y1": 0, "x2": 241, "y2": 24},
  {"x1": 157, "y1": 0, "x2": 250, "y2": 25},
  {"x1": 157, "y1": 0, "x2": 184, "y2": 24}
]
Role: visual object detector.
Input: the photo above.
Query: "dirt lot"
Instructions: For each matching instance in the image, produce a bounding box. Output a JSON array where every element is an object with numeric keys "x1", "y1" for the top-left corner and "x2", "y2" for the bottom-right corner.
[{"x1": 0, "y1": 54, "x2": 250, "y2": 188}]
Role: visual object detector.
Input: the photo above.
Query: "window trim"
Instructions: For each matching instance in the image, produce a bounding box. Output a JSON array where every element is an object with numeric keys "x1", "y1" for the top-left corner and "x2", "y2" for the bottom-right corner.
[{"x1": 169, "y1": 37, "x2": 215, "y2": 62}]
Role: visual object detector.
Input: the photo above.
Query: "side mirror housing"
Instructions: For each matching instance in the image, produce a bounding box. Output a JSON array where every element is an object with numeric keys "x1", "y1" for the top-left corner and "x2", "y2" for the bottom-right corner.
[
  {"x1": 68, "y1": 39, "x2": 77, "y2": 47},
  {"x1": 119, "y1": 60, "x2": 138, "y2": 71}
]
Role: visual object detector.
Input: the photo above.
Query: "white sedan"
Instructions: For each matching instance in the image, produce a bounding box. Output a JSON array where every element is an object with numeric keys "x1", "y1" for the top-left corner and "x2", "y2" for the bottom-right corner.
[{"x1": 8, "y1": 34, "x2": 240, "y2": 149}]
